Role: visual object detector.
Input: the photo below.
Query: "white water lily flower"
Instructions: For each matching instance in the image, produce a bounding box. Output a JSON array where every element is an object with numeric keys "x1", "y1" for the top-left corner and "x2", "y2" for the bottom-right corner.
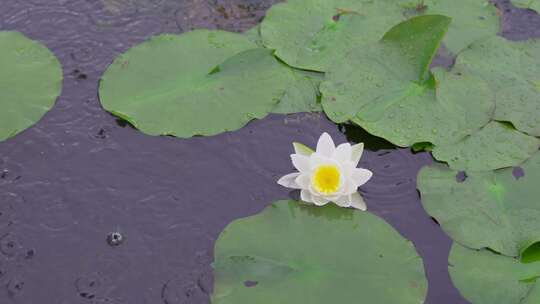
[{"x1": 278, "y1": 132, "x2": 373, "y2": 210}]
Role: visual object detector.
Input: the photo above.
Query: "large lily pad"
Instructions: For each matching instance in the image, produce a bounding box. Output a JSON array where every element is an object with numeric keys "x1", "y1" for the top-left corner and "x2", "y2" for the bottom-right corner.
[
  {"x1": 100, "y1": 30, "x2": 310, "y2": 137},
  {"x1": 448, "y1": 243, "x2": 540, "y2": 304},
  {"x1": 453, "y1": 36, "x2": 540, "y2": 137},
  {"x1": 212, "y1": 200, "x2": 427, "y2": 304},
  {"x1": 432, "y1": 121, "x2": 540, "y2": 171},
  {"x1": 0, "y1": 31, "x2": 63, "y2": 141},
  {"x1": 418, "y1": 152, "x2": 540, "y2": 257},
  {"x1": 421, "y1": 0, "x2": 500, "y2": 54},
  {"x1": 260, "y1": 0, "x2": 408, "y2": 72},
  {"x1": 322, "y1": 15, "x2": 494, "y2": 147},
  {"x1": 511, "y1": 0, "x2": 540, "y2": 14}
]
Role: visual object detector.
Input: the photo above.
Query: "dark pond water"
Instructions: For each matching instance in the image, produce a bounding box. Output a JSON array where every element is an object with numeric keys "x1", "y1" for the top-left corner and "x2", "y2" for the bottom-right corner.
[{"x1": 0, "y1": 0, "x2": 539, "y2": 303}]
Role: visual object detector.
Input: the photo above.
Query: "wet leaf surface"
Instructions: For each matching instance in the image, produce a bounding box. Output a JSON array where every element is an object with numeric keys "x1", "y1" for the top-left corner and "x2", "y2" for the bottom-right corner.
[
  {"x1": 260, "y1": 0, "x2": 500, "y2": 71},
  {"x1": 421, "y1": 0, "x2": 500, "y2": 54},
  {"x1": 322, "y1": 15, "x2": 494, "y2": 148},
  {"x1": 323, "y1": 15, "x2": 538, "y2": 171},
  {"x1": 213, "y1": 200, "x2": 427, "y2": 304},
  {"x1": 418, "y1": 152, "x2": 540, "y2": 257},
  {"x1": 260, "y1": 0, "x2": 408, "y2": 72},
  {"x1": 453, "y1": 36, "x2": 540, "y2": 137},
  {"x1": 432, "y1": 121, "x2": 540, "y2": 171}
]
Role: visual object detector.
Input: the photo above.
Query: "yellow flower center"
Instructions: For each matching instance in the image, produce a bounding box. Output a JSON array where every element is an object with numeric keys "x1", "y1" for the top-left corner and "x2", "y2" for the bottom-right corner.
[{"x1": 312, "y1": 165, "x2": 341, "y2": 194}]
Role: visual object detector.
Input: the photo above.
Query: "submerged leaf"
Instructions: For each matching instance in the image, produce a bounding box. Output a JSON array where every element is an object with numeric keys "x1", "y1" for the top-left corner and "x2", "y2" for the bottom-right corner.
[
  {"x1": 418, "y1": 152, "x2": 540, "y2": 257},
  {"x1": 0, "y1": 31, "x2": 63, "y2": 141},
  {"x1": 212, "y1": 200, "x2": 427, "y2": 304}
]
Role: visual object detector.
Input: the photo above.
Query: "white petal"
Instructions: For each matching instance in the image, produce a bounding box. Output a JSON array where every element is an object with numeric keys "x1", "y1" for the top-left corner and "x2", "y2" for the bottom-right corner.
[
  {"x1": 333, "y1": 195, "x2": 351, "y2": 208},
  {"x1": 295, "y1": 174, "x2": 311, "y2": 188},
  {"x1": 277, "y1": 173, "x2": 301, "y2": 189},
  {"x1": 312, "y1": 195, "x2": 330, "y2": 206},
  {"x1": 293, "y1": 142, "x2": 314, "y2": 156},
  {"x1": 351, "y1": 168, "x2": 373, "y2": 187},
  {"x1": 351, "y1": 143, "x2": 364, "y2": 166},
  {"x1": 350, "y1": 192, "x2": 367, "y2": 211},
  {"x1": 291, "y1": 154, "x2": 310, "y2": 172},
  {"x1": 316, "y1": 132, "x2": 335, "y2": 157},
  {"x1": 300, "y1": 189, "x2": 313, "y2": 203},
  {"x1": 333, "y1": 143, "x2": 352, "y2": 163},
  {"x1": 339, "y1": 179, "x2": 355, "y2": 196},
  {"x1": 309, "y1": 153, "x2": 338, "y2": 170}
]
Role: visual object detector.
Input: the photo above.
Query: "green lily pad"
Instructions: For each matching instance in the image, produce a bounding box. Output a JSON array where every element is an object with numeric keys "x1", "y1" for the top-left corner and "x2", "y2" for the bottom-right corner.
[
  {"x1": 421, "y1": 0, "x2": 500, "y2": 54},
  {"x1": 0, "y1": 31, "x2": 62, "y2": 141},
  {"x1": 323, "y1": 15, "x2": 535, "y2": 171},
  {"x1": 272, "y1": 70, "x2": 323, "y2": 114},
  {"x1": 511, "y1": 0, "x2": 540, "y2": 14},
  {"x1": 448, "y1": 243, "x2": 540, "y2": 304},
  {"x1": 212, "y1": 200, "x2": 427, "y2": 304},
  {"x1": 522, "y1": 281, "x2": 540, "y2": 304},
  {"x1": 432, "y1": 121, "x2": 540, "y2": 171},
  {"x1": 260, "y1": 0, "x2": 499, "y2": 71},
  {"x1": 260, "y1": 0, "x2": 408, "y2": 72},
  {"x1": 100, "y1": 30, "x2": 310, "y2": 137},
  {"x1": 244, "y1": 26, "x2": 323, "y2": 114},
  {"x1": 244, "y1": 25, "x2": 263, "y2": 47},
  {"x1": 418, "y1": 152, "x2": 540, "y2": 257},
  {"x1": 453, "y1": 36, "x2": 540, "y2": 137},
  {"x1": 322, "y1": 15, "x2": 494, "y2": 147}
]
